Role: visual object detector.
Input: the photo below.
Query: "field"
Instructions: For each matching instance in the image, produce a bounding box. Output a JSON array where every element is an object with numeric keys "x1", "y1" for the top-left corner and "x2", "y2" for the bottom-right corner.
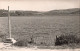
[{"x1": 0, "y1": 15, "x2": 80, "y2": 48}]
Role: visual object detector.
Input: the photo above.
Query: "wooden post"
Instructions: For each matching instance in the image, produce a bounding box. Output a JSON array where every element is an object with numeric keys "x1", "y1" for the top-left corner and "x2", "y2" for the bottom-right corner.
[{"x1": 8, "y1": 6, "x2": 11, "y2": 38}]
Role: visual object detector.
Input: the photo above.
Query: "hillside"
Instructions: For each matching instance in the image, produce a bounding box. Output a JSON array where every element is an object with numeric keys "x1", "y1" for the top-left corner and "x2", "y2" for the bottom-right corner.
[
  {"x1": 43, "y1": 8, "x2": 80, "y2": 15},
  {"x1": 0, "y1": 8, "x2": 80, "y2": 17}
]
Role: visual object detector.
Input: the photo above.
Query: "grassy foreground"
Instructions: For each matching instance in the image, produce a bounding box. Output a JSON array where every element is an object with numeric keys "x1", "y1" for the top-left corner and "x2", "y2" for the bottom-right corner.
[{"x1": 0, "y1": 15, "x2": 80, "y2": 48}]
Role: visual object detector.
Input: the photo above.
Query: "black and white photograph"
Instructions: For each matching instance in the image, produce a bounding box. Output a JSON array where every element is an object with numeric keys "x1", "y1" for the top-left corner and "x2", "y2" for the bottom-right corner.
[{"x1": 0, "y1": 0, "x2": 80, "y2": 51}]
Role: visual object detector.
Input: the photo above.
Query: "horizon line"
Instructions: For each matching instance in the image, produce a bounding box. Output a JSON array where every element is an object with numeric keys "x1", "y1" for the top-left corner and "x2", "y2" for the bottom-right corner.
[{"x1": 0, "y1": 7, "x2": 80, "y2": 12}]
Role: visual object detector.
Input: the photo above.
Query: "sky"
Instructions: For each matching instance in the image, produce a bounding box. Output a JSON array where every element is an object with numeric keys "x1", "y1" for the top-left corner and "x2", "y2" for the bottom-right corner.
[{"x1": 0, "y1": 0, "x2": 80, "y2": 11}]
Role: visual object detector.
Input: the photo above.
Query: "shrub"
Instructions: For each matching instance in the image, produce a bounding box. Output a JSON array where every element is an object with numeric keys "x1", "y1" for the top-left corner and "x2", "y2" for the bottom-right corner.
[
  {"x1": 13, "y1": 37, "x2": 34, "y2": 47},
  {"x1": 14, "y1": 39, "x2": 28, "y2": 46},
  {"x1": 55, "y1": 34, "x2": 80, "y2": 46}
]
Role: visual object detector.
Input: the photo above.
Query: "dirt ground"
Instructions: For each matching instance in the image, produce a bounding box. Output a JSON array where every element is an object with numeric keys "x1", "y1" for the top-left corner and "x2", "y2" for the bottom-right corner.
[{"x1": 0, "y1": 42, "x2": 80, "y2": 51}]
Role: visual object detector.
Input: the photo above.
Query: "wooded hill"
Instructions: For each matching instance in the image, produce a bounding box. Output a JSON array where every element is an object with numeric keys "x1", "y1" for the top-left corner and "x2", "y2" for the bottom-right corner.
[{"x1": 0, "y1": 8, "x2": 80, "y2": 17}]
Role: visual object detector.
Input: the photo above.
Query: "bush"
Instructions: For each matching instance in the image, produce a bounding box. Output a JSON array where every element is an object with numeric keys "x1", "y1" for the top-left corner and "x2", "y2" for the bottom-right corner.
[
  {"x1": 13, "y1": 37, "x2": 34, "y2": 47},
  {"x1": 55, "y1": 34, "x2": 80, "y2": 46},
  {"x1": 14, "y1": 39, "x2": 28, "y2": 46}
]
